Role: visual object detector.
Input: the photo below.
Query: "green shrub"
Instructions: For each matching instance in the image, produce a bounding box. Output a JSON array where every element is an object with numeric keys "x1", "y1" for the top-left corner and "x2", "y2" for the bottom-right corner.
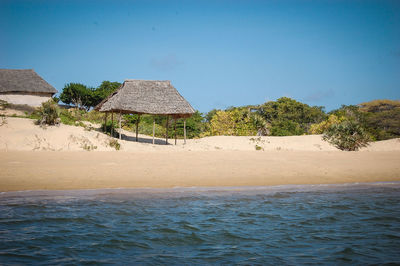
[
  {"x1": 82, "y1": 143, "x2": 97, "y2": 151},
  {"x1": 59, "y1": 110, "x2": 78, "y2": 125},
  {"x1": 37, "y1": 100, "x2": 60, "y2": 126},
  {"x1": 210, "y1": 109, "x2": 257, "y2": 136},
  {"x1": 322, "y1": 121, "x2": 371, "y2": 151},
  {"x1": 59, "y1": 108, "x2": 99, "y2": 126},
  {"x1": 109, "y1": 139, "x2": 121, "y2": 150},
  {"x1": 309, "y1": 114, "x2": 345, "y2": 134},
  {"x1": 270, "y1": 120, "x2": 304, "y2": 136},
  {"x1": 255, "y1": 144, "x2": 263, "y2": 151},
  {"x1": 83, "y1": 110, "x2": 104, "y2": 124},
  {"x1": 259, "y1": 97, "x2": 326, "y2": 135}
]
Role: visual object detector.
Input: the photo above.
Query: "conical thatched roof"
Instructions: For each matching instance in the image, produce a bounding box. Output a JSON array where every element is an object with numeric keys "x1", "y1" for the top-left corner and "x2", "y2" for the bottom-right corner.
[
  {"x1": 0, "y1": 69, "x2": 57, "y2": 94},
  {"x1": 95, "y1": 80, "x2": 195, "y2": 117}
]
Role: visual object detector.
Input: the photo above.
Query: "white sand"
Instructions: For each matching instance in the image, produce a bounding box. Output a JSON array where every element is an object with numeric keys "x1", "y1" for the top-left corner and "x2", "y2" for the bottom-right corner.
[
  {"x1": 1, "y1": 117, "x2": 398, "y2": 152},
  {"x1": 0, "y1": 117, "x2": 399, "y2": 192}
]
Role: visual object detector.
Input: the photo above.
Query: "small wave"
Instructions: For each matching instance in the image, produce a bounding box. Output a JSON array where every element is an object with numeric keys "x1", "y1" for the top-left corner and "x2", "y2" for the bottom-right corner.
[
  {"x1": 155, "y1": 228, "x2": 179, "y2": 234},
  {"x1": 1, "y1": 181, "x2": 400, "y2": 198}
]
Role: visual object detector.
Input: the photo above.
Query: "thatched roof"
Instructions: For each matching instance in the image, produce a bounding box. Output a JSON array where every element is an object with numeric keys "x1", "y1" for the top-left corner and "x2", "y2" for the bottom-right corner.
[
  {"x1": 0, "y1": 69, "x2": 57, "y2": 94},
  {"x1": 95, "y1": 80, "x2": 195, "y2": 117}
]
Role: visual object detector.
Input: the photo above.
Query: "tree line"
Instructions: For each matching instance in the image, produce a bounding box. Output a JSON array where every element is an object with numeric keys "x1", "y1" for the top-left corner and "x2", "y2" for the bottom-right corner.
[
  {"x1": 51, "y1": 81, "x2": 400, "y2": 151},
  {"x1": 58, "y1": 81, "x2": 121, "y2": 110}
]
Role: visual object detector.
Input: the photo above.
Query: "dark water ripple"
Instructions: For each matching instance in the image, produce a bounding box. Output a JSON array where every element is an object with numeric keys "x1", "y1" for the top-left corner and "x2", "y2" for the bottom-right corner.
[{"x1": 1, "y1": 183, "x2": 400, "y2": 265}]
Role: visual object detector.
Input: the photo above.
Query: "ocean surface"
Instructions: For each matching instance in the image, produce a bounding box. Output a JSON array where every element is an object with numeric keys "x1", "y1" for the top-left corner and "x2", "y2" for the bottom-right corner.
[{"x1": 1, "y1": 183, "x2": 400, "y2": 265}]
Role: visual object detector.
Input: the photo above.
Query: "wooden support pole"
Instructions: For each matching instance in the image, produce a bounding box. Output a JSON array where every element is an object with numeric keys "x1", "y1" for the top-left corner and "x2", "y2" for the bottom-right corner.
[
  {"x1": 103, "y1": 112, "x2": 107, "y2": 132},
  {"x1": 111, "y1": 112, "x2": 114, "y2": 137},
  {"x1": 119, "y1": 112, "x2": 122, "y2": 140},
  {"x1": 136, "y1": 115, "x2": 140, "y2": 142},
  {"x1": 165, "y1": 115, "x2": 169, "y2": 145},
  {"x1": 184, "y1": 119, "x2": 187, "y2": 145},
  {"x1": 174, "y1": 118, "x2": 177, "y2": 145},
  {"x1": 152, "y1": 118, "x2": 155, "y2": 145}
]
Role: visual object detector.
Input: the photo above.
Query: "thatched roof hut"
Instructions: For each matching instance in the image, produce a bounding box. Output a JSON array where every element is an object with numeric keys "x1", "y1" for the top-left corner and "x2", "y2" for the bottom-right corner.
[
  {"x1": 0, "y1": 69, "x2": 57, "y2": 94},
  {"x1": 0, "y1": 69, "x2": 57, "y2": 107},
  {"x1": 95, "y1": 80, "x2": 195, "y2": 144},
  {"x1": 95, "y1": 80, "x2": 195, "y2": 117}
]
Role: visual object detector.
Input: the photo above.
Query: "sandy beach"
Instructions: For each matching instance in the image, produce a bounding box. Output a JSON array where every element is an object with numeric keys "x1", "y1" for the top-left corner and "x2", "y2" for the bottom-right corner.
[{"x1": 1, "y1": 117, "x2": 400, "y2": 191}]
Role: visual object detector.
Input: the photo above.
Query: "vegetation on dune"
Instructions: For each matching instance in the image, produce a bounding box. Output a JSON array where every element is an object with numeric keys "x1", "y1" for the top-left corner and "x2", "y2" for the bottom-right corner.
[
  {"x1": 311, "y1": 105, "x2": 371, "y2": 151},
  {"x1": 313, "y1": 101, "x2": 400, "y2": 144},
  {"x1": 2, "y1": 79, "x2": 399, "y2": 148},
  {"x1": 49, "y1": 96, "x2": 395, "y2": 151},
  {"x1": 309, "y1": 114, "x2": 345, "y2": 134},
  {"x1": 359, "y1": 99, "x2": 400, "y2": 140},
  {"x1": 209, "y1": 108, "x2": 258, "y2": 136},
  {"x1": 258, "y1": 97, "x2": 326, "y2": 136},
  {"x1": 58, "y1": 108, "x2": 104, "y2": 126},
  {"x1": 322, "y1": 121, "x2": 371, "y2": 151},
  {"x1": 206, "y1": 97, "x2": 326, "y2": 137},
  {"x1": 108, "y1": 139, "x2": 120, "y2": 150},
  {"x1": 60, "y1": 81, "x2": 121, "y2": 110},
  {"x1": 37, "y1": 99, "x2": 60, "y2": 126}
]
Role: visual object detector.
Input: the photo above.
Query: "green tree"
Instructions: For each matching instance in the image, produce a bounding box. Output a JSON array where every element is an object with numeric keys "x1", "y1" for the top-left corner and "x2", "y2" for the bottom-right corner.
[
  {"x1": 205, "y1": 109, "x2": 220, "y2": 122},
  {"x1": 60, "y1": 81, "x2": 121, "y2": 110},
  {"x1": 52, "y1": 95, "x2": 60, "y2": 103},
  {"x1": 90, "y1": 81, "x2": 121, "y2": 107},
  {"x1": 60, "y1": 83, "x2": 92, "y2": 110},
  {"x1": 270, "y1": 120, "x2": 303, "y2": 136},
  {"x1": 258, "y1": 97, "x2": 326, "y2": 135}
]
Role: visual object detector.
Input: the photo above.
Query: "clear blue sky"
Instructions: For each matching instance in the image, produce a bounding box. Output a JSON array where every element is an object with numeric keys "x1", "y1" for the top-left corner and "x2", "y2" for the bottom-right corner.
[{"x1": 1, "y1": 0, "x2": 399, "y2": 112}]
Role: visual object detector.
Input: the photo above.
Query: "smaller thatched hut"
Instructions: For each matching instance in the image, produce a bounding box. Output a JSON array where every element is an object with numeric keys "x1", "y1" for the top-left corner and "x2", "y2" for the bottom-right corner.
[
  {"x1": 95, "y1": 80, "x2": 195, "y2": 144},
  {"x1": 0, "y1": 69, "x2": 57, "y2": 107}
]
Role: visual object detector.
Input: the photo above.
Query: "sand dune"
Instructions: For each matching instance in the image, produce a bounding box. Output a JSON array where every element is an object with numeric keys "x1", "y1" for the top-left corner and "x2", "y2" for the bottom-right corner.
[
  {"x1": 0, "y1": 117, "x2": 399, "y2": 191},
  {"x1": 1, "y1": 117, "x2": 399, "y2": 152}
]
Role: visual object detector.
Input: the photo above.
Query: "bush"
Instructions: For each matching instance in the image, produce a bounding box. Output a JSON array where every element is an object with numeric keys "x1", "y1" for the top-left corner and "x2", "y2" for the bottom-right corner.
[
  {"x1": 59, "y1": 109, "x2": 78, "y2": 125},
  {"x1": 359, "y1": 99, "x2": 400, "y2": 140},
  {"x1": 309, "y1": 114, "x2": 345, "y2": 134},
  {"x1": 322, "y1": 121, "x2": 370, "y2": 151},
  {"x1": 255, "y1": 144, "x2": 263, "y2": 151},
  {"x1": 37, "y1": 100, "x2": 60, "y2": 126},
  {"x1": 83, "y1": 110, "x2": 104, "y2": 124},
  {"x1": 210, "y1": 110, "x2": 236, "y2": 135},
  {"x1": 210, "y1": 109, "x2": 257, "y2": 136},
  {"x1": 270, "y1": 120, "x2": 304, "y2": 136},
  {"x1": 109, "y1": 139, "x2": 121, "y2": 150},
  {"x1": 259, "y1": 97, "x2": 326, "y2": 135}
]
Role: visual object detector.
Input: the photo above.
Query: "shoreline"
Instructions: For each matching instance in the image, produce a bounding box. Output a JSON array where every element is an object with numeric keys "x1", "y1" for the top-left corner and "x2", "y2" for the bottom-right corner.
[
  {"x1": 1, "y1": 150, "x2": 399, "y2": 192},
  {"x1": 2, "y1": 181, "x2": 400, "y2": 194}
]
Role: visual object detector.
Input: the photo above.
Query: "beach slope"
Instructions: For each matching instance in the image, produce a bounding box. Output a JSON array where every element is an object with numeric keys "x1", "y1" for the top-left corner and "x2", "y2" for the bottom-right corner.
[
  {"x1": 0, "y1": 117, "x2": 399, "y2": 191},
  {"x1": 1, "y1": 150, "x2": 399, "y2": 191}
]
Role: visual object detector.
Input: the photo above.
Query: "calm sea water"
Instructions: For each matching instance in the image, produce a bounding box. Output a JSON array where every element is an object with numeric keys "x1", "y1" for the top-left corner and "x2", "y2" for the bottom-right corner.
[{"x1": 1, "y1": 183, "x2": 400, "y2": 265}]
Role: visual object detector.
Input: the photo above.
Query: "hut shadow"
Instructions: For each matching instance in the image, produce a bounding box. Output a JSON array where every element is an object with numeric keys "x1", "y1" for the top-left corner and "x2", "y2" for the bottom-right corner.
[
  {"x1": 120, "y1": 133, "x2": 170, "y2": 145},
  {"x1": 94, "y1": 127, "x2": 172, "y2": 145}
]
